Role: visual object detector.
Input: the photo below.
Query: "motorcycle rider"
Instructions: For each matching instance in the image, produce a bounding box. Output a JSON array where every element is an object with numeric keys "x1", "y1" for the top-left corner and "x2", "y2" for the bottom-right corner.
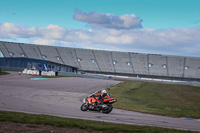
[{"x1": 94, "y1": 89, "x2": 111, "y2": 105}]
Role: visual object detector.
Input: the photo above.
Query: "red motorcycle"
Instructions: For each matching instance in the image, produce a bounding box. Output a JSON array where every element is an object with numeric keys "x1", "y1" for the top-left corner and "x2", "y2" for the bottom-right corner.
[{"x1": 80, "y1": 95, "x2": 117, "y2": 114}]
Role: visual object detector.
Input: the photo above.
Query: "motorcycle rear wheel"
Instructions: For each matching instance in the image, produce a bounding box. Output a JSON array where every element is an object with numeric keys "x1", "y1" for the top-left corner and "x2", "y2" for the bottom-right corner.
[
  {"x1": 80, "y1": 103, "x2": 89, "y2": 111},
  {"x1": 102, "y1": 104, "x2": 113, "y2": 114}
]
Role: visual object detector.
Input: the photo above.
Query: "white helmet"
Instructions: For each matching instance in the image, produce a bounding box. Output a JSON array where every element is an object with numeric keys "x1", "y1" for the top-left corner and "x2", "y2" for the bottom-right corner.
[{"x1": 101, "y1": 89, "x2": 107, "y2": 94}]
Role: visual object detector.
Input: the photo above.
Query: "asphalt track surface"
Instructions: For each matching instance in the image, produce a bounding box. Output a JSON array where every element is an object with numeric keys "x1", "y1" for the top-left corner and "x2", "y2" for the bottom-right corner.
[{"x1": 0, "y1": 72, "x2": 200, "y2": 132}]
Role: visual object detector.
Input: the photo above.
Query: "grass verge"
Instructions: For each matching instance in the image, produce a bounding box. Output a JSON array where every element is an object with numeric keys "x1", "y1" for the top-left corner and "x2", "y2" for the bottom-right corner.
[
  {"x1": 0, "y1": 71, "x2": 10, "y2": 76},
  {"x1": 107, "y1": 81, "x2": 200, "y2": 118},
  {"x1": 0, "y1": 111, "x2": 196, "y2": 133}
]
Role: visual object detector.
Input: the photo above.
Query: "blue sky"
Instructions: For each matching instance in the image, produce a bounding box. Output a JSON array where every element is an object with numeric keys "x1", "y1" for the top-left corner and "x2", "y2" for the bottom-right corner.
[{"x1": 0, "y1": 0, "x2": 200, "y2": 57}]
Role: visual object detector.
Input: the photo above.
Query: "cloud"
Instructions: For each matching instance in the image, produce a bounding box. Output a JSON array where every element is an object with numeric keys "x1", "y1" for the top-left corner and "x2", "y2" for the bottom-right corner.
[
  {"x1": 0, "y1": 22, "x2": 37, "y2": 38},
  {"x1": 37, "y1": 24, "x2": 67, "y2": 39},
  {"x1": 30, "y1": 38, "x2": 56, "y2": 46},
  {"x1": 30, "y1": 38, "x2": 75, "y2": 47},
  {"x1": 0, "y1": 21, "x2": 200, "y2": 57},
  {"x1": 73, "y1": 9, "x2": 143, "y2": 29}
]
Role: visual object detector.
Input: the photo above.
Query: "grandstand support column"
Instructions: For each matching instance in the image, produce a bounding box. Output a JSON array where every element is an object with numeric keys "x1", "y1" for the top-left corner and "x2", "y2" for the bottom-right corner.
[
  {"x1": 110, "y1": 52, "x2": 116, "y2": 73},
  {"x1": 92, "y1": 50, "x2": 101, "y2": 72},
  {"x1": 0, "y1": 49, "x2": 4, "y2": 57},
  {"x1": 182, "y1": 57, "x2": 186, "y2": 78},
  {"x1": 2, "y1": 42, "x2": 11, "y2": 57},
  {"x1": 37, "y1": 46, "x2": 45, "y2": 60},
  {"x1": 34, "y1": 47, "x2": 42, "y2": 59},
  {"x1": 69, "y1": 50, "x2": 79, "y2": 68},
  {"x1": 128, "y1": 52, "x2": 135, "y2": 74},
  {"x1": 19, "y1": 44, "x2": 28, "y2": 58},
  {"x1": 166, "y1": 56, "x2": 169, "y2": 76},
  {"x1": 55, "y1": 47, "x2": 65, "y2": 65},
  {"x1": 147, "y1": 54, "x2": 150, "y2": 75},
  {"x1": 0, "y1": 42, "x2": 8, "y2": 57},
  {"x1": 74, "y1": 49, "x2": 82, "y2": 70}
]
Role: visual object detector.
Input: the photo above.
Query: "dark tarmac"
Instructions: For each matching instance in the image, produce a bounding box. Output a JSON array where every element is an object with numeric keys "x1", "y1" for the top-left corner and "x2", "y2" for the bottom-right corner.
[{"x1": 0, "y1": 72, "x2": 200, "y2": 132}]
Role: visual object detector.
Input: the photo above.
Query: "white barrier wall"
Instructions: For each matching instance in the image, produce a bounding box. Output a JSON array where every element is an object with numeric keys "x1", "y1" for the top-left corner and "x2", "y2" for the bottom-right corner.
[
  {"x1": 41, "y1": 71, "x2": 55, "y2": 76},
  {"x1": 22, "y1": 69, "x2": 55, "y2": 76}
]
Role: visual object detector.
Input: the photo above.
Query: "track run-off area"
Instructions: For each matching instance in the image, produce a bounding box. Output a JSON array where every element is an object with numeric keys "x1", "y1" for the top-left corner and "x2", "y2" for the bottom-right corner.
[{"x1": 0, "y1": 72, "x2": 200, "y2": 132}]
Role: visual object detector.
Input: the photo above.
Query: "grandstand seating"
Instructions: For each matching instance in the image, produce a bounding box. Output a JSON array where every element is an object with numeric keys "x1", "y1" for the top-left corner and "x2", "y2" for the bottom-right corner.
[
  {"x1": 167, "y1": 56, "x2": 184, "y2": 77},
  {"x1": 56, "y1": 47, "x2": 79, "y2": 68},
  {"x1": 184, "y1": 57, "x2": 196, "y2": 78},
  {"x1": 194, "y1": 58, "x2": 200, "y2": 79},
  {"x1": 148, "y1": 54, "x2": 168, "y2": 76},
  {"x1": 74, "y1": 49, "x2": 100, "y2": 71},
  {"x1": 38, "y1": 45, "x2": 63, "y2": 64},
  {"x1": 20, "y1": 43, "x2": 43, "y2": 60},
  {"x1": 0, "y1": 41, "x2": 10, "y2": 57},
  {"x1": 111, "y1": 51, "x2": 134, "y2": 74},
  {"x1": 93, "y1": 50, "x2": 115, "y2": 73},
  {"x1": 1, "y1": 42, "x2": 24, "y2": 57},
  {"x1": 1, "y1": 41, "x2": 200, "y2": 80},
  {"x1": 184, "y1": 57, "x2": 200, "y2": 79},
  {"x1": 130, "y1": 53, "x2": 148, "y2": 75}
]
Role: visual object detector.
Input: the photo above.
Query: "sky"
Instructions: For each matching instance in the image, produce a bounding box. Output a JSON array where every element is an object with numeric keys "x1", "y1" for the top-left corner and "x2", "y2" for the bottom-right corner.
[{"x1": 0, "y1": 0, "x2": 200, "y2": 57}]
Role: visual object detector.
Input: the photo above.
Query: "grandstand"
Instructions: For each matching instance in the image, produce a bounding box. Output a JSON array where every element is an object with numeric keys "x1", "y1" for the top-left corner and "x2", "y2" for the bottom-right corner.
[
  {"x1": 75, "y1": 48, "x2": 100, "y2": 71},
  {"x1": 93, "y1": 50, "x2": 114, "y2": 73},
  {"x1": 0, "y1": 41, "x2": 200, "y2": 80}
]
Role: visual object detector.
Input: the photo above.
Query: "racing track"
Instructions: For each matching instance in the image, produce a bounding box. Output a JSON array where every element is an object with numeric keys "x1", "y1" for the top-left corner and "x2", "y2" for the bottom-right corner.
[{"x1": 0, "y1": 72, "x2": 200, "y2": 132}]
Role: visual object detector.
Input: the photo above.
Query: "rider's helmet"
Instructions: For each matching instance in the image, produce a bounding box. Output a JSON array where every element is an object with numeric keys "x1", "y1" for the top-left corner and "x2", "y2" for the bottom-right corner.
[{"x1": 101, "y1": 89, "x2": 107, "y2": 94}]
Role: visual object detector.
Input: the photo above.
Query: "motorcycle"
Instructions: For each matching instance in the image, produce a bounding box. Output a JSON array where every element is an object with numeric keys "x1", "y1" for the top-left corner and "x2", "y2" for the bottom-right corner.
[{"x1": 80, "y1": 95, "x2": 117, "y2": 114}]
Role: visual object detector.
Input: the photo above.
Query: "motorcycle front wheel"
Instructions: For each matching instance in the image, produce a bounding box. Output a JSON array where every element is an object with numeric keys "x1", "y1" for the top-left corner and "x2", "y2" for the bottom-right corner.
[
  {"x1": 80, "y1": 103, "x2": 89, "y2": 111},
  {"x1": 102, "y1": 104, "x2": 113, "y2": 114}
]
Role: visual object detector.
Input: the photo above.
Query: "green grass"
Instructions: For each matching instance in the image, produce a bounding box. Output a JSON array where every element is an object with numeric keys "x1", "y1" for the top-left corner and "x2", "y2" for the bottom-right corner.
[
  {"x1": 107, "y1": 81, "x2": 200, "y2": 118},
  {"x1": 0, "y1": 111, "x2": 196, "y2": 133},
  {"x1": 0, "y1": 71, "x2": 10, "y2": 76}
]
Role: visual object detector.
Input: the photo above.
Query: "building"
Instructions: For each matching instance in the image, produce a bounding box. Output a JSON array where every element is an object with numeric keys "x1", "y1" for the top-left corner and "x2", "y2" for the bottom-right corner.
[{"x1": 0, "y1": 41, "x2": 200, "y2": 80}]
